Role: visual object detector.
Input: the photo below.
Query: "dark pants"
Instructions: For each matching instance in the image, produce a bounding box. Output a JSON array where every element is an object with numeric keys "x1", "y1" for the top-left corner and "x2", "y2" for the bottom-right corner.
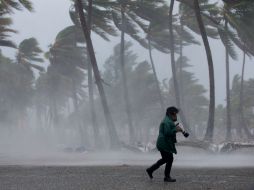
[{"x1": 148, "y1": 150, "x2": 174, "y2": 178}]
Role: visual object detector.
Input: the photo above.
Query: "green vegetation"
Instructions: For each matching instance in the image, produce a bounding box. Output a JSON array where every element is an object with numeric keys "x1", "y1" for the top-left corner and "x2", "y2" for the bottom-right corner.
[{"x1": 0, "y1": 0, "x2": 254, "y2": 149}]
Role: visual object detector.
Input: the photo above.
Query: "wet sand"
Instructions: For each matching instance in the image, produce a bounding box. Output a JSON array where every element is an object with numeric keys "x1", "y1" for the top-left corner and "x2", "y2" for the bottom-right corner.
[{"x1": 0, "y1": 165, "x2": 253, "y2": 190}]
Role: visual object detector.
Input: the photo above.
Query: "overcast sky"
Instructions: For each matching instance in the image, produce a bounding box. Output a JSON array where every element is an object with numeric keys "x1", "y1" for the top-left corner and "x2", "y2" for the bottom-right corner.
[{"x1": 2, "y1": 0, "x2": 254, "y2": 106}]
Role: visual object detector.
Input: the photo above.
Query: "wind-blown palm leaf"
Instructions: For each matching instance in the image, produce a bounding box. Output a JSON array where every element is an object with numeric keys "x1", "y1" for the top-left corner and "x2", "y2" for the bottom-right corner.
[
  {"x1": 0, "y1": 12, "x2": 17, "y2": 48},
  {"x1": 16, "y1": 38, "x2": 44, "y2": 72},
  {"x1": 179, "y1": 1, "x2": 219, "y2": 39},
  {"x1": 174, "y1": 25, "x2": 200, "y2": 45},
  {"x1": 50, "y1": 25, "x2": 87, "y2": 70},
  {"x1": 69, "y1": 1, "x2": 117, "y2": 41},
  {"x1": 0, "y1": 0, "x2": 33, "y2": 12},
  {"x1": 18, "y1": 38, "x2": 43, "y2": 62},
  {"x1": 218, "y1": 27, "x2": 237, "y2": 60},
  {"x1": 0, "y1": 39, "x2": 16, "y2": 48},
  {"x1": 55, "y1": 25, "x2": 84, "y2": 44},
  {"x1": 224, "y1": 4, "x2": 254, "y2": 56},
  {"x1": 26, "y1": 63, "x2": 44, "y2": 72},
  {"x1": 111, "y1": 9, "x2": 148, "y2": 48}
]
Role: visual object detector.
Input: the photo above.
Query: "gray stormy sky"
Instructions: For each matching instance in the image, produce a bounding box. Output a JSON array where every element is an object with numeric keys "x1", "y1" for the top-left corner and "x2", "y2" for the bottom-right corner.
[{"x1": 2, "y1": 0, "x2": 254, "y2": 106}]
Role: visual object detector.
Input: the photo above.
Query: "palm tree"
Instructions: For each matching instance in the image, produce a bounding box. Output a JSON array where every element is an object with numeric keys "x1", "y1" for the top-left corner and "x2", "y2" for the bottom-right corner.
[
  {"x1": 119, "y1": 3, "x2": 135, "y2": 143},
  {"x1": 135, "y1": 1, "x2": 170, "y2": 113},
  {"x1": 45, "y1": 25, "x2": 89, "y2": 145},
  {"x1": 168, "y1": 0, "x2": 196, "y2": 137},
  {"x1": 193, "y1": 0, "x2": 215, "y2": 142},
  {"x1": 167, "y1": 56, "x2": 209, "y2": 137},
  {"x1": 109, "y1": 0, "x2": 150, "y2": 143},
  {"x1": 75, "y1": 0, "x2": 120, "y2": 148},
  {"x1": 0, "y1": 0, "x2": 33, "y2": 48},
  {"x1": 168, "y1": 0, "x2": 179, "y2": 115},
  {"x1": 217, "y1": 0, "x2": 252, "y2": 141},
  {"x1": 134, "y1": 1, "x2": 199, "y2": 134},
  {"x1": 239, "y1": 50, "x2": 254, "y2": 139},
  {"x1": 87, "y1": 0, "x2": 100, "y2": 147},
  {"x1": 70, "y1": 0, "x2": 119, "y2": 147},
  {"x1": 221, "y1": 0, "x2": 254, "y2": 139},
  {"x1": 178, "y1": 4, "x2": 203, "y2": 136},
  {"x1": 16, "y1": 38, "x2": 44, "y2": 71},
  {"x1": 74, "y1": 0, "x2": 150, "y2": 143},
  {"x1": 147, "y1": 25, "x2": 164, "y2": 112},
  {"x1": 15, "y1": 37, "x2": 43, "y2": 128},
  {"x1": 225, "y1": 19, "x2": 232, "y2": 141}
]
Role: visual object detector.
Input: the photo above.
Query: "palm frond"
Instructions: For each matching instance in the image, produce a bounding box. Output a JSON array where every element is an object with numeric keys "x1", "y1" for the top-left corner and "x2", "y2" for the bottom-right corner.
[
  {"x1": 218, "y1": 28, "x2": 237, "y2": 60},
  {"x1": 0, "y1": 39, "x2": 16, "y2": 48}
]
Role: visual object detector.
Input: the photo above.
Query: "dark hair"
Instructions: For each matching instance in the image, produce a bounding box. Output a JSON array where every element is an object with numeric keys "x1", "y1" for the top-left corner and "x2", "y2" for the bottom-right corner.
[{"x1": 166, "y1": 106, "x2": 179, "y2": 116}]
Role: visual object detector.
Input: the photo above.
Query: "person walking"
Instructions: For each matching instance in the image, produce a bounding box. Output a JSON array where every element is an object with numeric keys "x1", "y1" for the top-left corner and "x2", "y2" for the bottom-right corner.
[{"x1": 146, "y1": 106, "x2": 188, "y2": 182}]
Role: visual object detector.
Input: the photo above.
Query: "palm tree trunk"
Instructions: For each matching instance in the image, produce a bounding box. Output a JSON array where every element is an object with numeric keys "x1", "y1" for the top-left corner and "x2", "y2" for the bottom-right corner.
[
  {"x1": 194, "y1": 0, "x2": 215, "y2": 142},
  {"x1": 87, "y1": 0, "x2": 100, "y2": 147},
  {"x1": 120, "y1": 5, "x2": 135, "y2": 144},
  {"x1": 148, "y1": 25, "x2": 164, "y2": 113},
  {"x1": 72, "y1": 79, "x2": 79, "y2": 112},
  {"x1": 72, "y1": 78, "x2": 86, "y2": 146},
  {"x1": 239, "y1": 50, "x2": 253, "y2": 139},
  {"x1": 76, "y1": 0, "x2": 119, "y2": 148},
  {"x1": 169, "y1": 0, "x2": 193, "y2": 136},
  {"x1": 225, "y1": 19, "x2": 232, "y2": 141},
  {"x1": 52, "y1": 97, "x2": 58, "y2": 127},
  {"x1": 179, "y1": 20, "x2": 184, "y2": 106}
]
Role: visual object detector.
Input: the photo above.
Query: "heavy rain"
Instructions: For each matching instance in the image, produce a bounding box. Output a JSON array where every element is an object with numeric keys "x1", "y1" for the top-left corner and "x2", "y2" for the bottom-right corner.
[{"x1": 0, "y1": 0, "x2": 254, "y2": 189}]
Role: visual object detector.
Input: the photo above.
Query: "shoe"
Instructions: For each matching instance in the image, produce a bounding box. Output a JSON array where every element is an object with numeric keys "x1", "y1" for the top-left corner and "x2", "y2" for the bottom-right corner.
[
  {"x1": 146, "y1": 168, "x2": 153, "y2": 179},
  {"x1": 164, "y1": 177, "x2": 176, "y2": 182}
]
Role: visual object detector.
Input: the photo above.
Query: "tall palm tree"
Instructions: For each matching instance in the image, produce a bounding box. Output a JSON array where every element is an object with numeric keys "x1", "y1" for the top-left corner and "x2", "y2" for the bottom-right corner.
[
  {"x1": 119, "y1": 3, "x2": 135, "y2": 143},
  {"x1": 218, "y1": 1, "x2": 252, "y2": 141},
  {"x1": 134, "y1": 1, "x2": 169, "y2": 113},
  {"x1": 225, "y1": 19, "x2": 232, "y2": 141},
  {"x1": 238, "y1": 50, "x2": 254, "y2": 139},
  {"x1": 75, "y1": 0, "x2": 120, "y2": 148},
  {"x1": 109, "y1": 0, "x2": 150, "y2": 143},
  {"x1": 46, "y1": 25, "x2": 89, "y2": 145},
  {"x1": 178, "y1": 6, "x2": 202, "y2": 135},
  {"x1": 168, "y1": 0, "x2": 179, "y2": 114},
  {"x1": 168, "y1": 0, "x2": 195, "y2": 136},
  {"x1": 70, "y1": 0, "x2": 119, "y2": 147},
  {"x1": 15, "y1": 37, "x2": 43, "y2": 128},
  {"x1": 133, "y1": 1, "x2": 200, "y2": 135},
  {"x1": 87, "y1": 0, "x2": 100, "y2": 147},
  {"x1": 147, "y1": 25, "x2": 164, "y2": 112},
  {"x1": 193, "y1": 0, "x2": 215, "y2": 142},
  {"x1": 222, "y1": 0, "x2": 254, "y2": 139}
]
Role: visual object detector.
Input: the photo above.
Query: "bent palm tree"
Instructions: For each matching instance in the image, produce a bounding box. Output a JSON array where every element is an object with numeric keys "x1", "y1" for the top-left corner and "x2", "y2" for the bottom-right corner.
[
  {"x1": 16, "y1": 38, "x2": 44, "y2": 71},
  {"x1": 193, "y1": 0, "x2": 215, "y2": 142},
  {"x1": 48, "y1": 25, "x2": 88, "y2": 145},
  {"x1": 15, "y1": 37, "x2": 43, "y2": 128},
  {"x1": 75, "y1": 0, "x2": 120, "y2": 148}
]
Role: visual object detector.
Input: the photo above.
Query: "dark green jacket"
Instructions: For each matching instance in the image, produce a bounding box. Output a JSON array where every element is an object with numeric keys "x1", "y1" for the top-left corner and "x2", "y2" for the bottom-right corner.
[{"x1": 156, "y1": 116, "x2": 177, "y2": 154}]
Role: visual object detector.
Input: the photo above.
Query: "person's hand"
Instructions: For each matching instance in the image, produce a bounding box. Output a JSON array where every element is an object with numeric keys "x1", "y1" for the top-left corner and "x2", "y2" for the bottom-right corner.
[
  {"x1": 176, "y1": 125, "x2": 183, "y2": 132},
  {"x1": 182, "y1": 131, "x2": 189, "y2": 138},
  {"x1": 175, "y1": 123, "x2": 183, "y2": 132}
]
